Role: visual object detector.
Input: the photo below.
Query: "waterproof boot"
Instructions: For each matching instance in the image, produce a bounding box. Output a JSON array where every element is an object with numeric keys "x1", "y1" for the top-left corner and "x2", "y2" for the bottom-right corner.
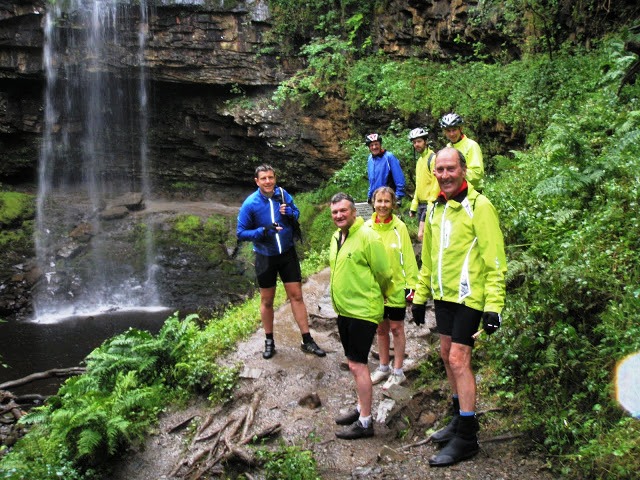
[
  {"x1": 428, "y1": 415, "x2": 480, "y2": 467},
  {"x1": 263, "y1": 339, "x2": 276, "y2": 359},
  {"x1": 430, "y1": 397, "x2": 460, "y2": 444}
]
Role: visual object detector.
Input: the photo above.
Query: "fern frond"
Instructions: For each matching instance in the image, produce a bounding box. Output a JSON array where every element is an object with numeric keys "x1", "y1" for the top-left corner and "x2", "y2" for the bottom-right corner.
[{"x1": 76, "y1": 428, "x2": 104, "y2": 458}]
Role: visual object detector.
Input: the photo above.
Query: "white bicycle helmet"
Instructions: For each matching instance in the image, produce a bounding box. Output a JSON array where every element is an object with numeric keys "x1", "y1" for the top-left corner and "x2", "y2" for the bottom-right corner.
[
  {"x1": 439, "y1": 113, "x2": 464, "y2": 128},
  {"x1": 408, "y1": 127, "x2": 429, "y2": 141},
  {"x1": 365, "y1": 133, "x2": 382, "y2": 145}
]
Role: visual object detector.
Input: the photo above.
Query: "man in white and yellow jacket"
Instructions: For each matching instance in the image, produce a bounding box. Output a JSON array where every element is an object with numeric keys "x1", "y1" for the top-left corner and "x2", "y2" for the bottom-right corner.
[{"x1": 411, "y1": 147, "x2": 506, "y2": 467}]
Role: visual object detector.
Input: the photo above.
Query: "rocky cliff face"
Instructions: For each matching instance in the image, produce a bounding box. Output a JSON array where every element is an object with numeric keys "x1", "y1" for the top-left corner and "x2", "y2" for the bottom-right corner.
[
  {"x1": 0, "y1": 0, "x2": 525, "y2": 194},
  {"x1": 0, "y1": 0, "x2": 352, "y2": 193}
]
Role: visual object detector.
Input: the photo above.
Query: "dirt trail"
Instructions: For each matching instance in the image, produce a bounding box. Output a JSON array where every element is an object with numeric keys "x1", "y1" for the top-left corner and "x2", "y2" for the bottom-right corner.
[{"x1": 109, "y1": 268, "x2": 554, "y2": 480}]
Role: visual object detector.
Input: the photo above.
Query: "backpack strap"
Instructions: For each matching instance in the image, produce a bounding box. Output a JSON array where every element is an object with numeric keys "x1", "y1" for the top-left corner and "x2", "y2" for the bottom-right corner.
[{"x1": 427, "y1": 152, "x2": 435, "y2": 172}]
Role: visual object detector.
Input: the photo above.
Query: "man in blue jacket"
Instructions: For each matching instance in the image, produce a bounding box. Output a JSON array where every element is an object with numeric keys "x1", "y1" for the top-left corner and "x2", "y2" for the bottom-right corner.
[
  {"x1": 237, "y1": 164, "x2": 326, "y2": 359},
  {"x1": 365, "y1": 133, "x2": 406, "y2": 205}
]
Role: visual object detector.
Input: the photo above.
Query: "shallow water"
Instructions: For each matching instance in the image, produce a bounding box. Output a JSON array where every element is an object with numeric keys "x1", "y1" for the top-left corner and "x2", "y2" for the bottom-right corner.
[{"x1": 0, "y1": 308, "x2": 172, "y2": 396}]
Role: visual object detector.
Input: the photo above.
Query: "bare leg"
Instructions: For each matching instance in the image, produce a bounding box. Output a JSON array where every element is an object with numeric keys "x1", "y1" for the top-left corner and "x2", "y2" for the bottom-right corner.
[
  {"x1": 418, "y1": 220, "x2": 425, "y2": 242},
  {"x1": 259, "y1": 286, "x2": 277, "y2": 334},
  {"x1": 389, "y1": 320, "x2": 406, "y2": 370},
  {"x1": 448, "y1": 342, "x2": 475, "y2": 411},
  {"x1": 439, "y1": 334, "x2": 458, "y2": 395},
  {"x1": 376, "y1": 320, "x2": 391, "y2": 366},
  {"x1": 349, "y1": 360, "x2": 373, "y2": 417},
  {"x1": 283, "y1": 281, "x2": 310, "y2": 334}
]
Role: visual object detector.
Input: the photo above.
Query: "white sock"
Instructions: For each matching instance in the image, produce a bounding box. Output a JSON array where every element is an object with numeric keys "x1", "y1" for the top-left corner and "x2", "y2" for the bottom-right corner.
[
  {"x1": 378, "y1": 364, "x2": 390, "y2": 372},
  {"x1": 393, "y1": 368, "x2": 403, "y2": 376},
  {"x1": 359, "y1": 415, "x2": 372, "y2": 427}
]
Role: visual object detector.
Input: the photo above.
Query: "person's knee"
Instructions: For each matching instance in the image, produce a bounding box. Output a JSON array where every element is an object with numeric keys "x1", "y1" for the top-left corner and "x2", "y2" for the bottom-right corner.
[
  {"x1": 390, "y1": 323, "x2": 403, "y2": 337},
  {"x1": 448, "y1": 348, "x2": 471, "y2": 372},
  {"x1": 377, "y1": 322, "x2": 390, "y2": 335}
]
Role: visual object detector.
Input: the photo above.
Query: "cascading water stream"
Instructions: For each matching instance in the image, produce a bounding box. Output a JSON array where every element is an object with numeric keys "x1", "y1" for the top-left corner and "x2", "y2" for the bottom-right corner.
[{"x1": 34, "y1": 0, "x2": 161, "y2": 322}]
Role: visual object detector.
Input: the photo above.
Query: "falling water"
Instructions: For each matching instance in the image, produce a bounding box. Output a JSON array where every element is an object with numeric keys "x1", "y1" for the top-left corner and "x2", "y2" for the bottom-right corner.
[{"x1": 35, "y1": 0, "x2": 160, "y2": 321}]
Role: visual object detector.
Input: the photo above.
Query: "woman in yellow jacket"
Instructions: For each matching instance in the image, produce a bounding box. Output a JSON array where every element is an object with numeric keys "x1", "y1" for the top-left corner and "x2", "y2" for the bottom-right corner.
[{"x1": 365, "y1": 187, "x2": 419, "y2": 390}]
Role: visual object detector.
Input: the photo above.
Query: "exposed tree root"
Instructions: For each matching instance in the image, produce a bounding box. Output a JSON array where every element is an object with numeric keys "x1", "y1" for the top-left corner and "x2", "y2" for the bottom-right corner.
[{"x1": 169, "y1": 390, "x2": 281, "y2": 479}]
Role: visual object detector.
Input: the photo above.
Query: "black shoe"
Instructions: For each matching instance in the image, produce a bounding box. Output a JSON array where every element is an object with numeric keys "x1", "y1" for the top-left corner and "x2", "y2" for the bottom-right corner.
[
  {"x1": 428, "y1": 435, "x2": 479, "y2": 466},
  {"x1": 301, "y1": 340, "x2": 326, "y2": 357},
  {"x1": 335, "y1": 409, "x2": 359, "y2": 425},
  {"x1": 263, "y1": 339, "x2": 276, "y2": 359},
  {"x1": 335, "y1": 420, "x2": 374, "y2": 440},
  {"x1": 430, "y1": 414, "x2": 459, "y2": 444}
]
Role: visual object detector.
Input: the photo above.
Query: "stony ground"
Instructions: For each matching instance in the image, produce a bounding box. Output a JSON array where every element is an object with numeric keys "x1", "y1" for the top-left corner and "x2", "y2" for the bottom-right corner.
[{"x1": 108, "y1": 268, "x2": 555, "y2": 480}]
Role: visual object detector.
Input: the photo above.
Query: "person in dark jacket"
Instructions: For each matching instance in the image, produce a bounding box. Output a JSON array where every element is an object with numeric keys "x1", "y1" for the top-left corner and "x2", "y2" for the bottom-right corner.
[{"x1": 237, "y1": 164, "x2": 326, "y2": 359}]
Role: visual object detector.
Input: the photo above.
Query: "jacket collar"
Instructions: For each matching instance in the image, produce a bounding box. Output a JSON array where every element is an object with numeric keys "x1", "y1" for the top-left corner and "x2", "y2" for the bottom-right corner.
[{"x1": 436, "y1": 180, "x2": 469, "y2": 204}]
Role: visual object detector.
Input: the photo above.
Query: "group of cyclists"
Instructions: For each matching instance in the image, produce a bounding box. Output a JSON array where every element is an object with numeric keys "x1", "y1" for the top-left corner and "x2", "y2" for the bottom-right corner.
[{"x1": 236, "y1": 112, "x2": 507, "y2": 468}]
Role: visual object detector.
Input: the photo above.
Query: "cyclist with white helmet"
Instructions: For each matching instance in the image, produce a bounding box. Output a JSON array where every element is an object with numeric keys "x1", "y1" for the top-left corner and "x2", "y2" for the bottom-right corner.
[
  {"x1": 365, "y1": 133, "x2": 406, "y2": 205},
  {"x1": 408, "y1": 127, "x2": 439, "y2": 242},
  {"x1": 439, "y1": 113, "x2": 484, "y2": 192}
]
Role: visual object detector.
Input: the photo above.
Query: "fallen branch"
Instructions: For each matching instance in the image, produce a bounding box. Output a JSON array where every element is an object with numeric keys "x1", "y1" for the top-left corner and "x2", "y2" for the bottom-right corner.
[{"x1": 0, "y1": 367, "x2": 86, "y2": 390}]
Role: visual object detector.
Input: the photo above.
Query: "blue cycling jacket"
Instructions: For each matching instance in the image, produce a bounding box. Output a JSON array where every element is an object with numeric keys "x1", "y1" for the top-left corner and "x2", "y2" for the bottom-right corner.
[
  {"x1": 237, "y1": 186, "x2": 300, "y2": 256},
  {"x1": 367, "y1": 150, "x2": 406, "y2": 201}
]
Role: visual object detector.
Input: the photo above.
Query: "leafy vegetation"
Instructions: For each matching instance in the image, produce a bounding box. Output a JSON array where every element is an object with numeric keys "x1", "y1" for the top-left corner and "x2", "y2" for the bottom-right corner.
[
  {"x1": 0, "y1": 191, "x2": 34, "y2": 272},
  {"x1": 2, "y1": 3, "x2": 640, "y2": 479},
  {"x1": 285, "y1": 23, "x2": 640, "y2": 479},
  {"x1": 256, "y1": 443, "x2": 320, "y2": 480}
]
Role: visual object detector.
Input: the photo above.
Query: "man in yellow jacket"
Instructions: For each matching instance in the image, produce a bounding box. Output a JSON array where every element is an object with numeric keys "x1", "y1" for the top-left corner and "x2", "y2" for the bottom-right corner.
[
  {"x1": 408, "y1": 127, "x2": 439, "y2": 242},
  {"x1": 329, "y1": 192, "x2": 394, "y2": 440},
  {"x1": 411, "y1": 147, "x2": 506, "y2": 467},
  {"x1": 440, "y1": 113, "x2": 484, "y2": 192}
]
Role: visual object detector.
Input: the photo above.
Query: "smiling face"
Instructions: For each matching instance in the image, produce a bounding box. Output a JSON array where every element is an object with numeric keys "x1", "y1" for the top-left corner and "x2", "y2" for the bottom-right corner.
[
  {"x1": 255, "y1": 169, "x2": 276, "y2": 196},
  {"x1": 443, "y1": 127, "x2": 463, "y2": 144},
  {"x1": 373, "y1": 190, "x2": 394, "y2": 221},
  {"x1": 331, "y1": 199, "x2": 357, "y2": 233},
  {"x1": 367, "y1": 141, "x2": 382, "y2": 156},
  {"x1": 434, "y1": 148, "x2": 467, "y2": 199}
]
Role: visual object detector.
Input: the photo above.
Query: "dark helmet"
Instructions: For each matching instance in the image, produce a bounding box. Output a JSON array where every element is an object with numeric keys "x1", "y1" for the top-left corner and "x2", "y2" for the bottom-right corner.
[
  {"x1": 408, "y1": 127, "x2": 429, "y2": 141},
  {"x1": 439, "y1": 113, "x2": 464, "y2": 129},
  {"x1": 365, "y1": 133, "x2": 382, "y2": 145}
]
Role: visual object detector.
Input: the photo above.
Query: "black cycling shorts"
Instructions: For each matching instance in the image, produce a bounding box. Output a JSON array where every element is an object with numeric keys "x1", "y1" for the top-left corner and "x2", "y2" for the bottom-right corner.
[
  {"x1": 384, "y1": 306, "x2": 406, "y2": 321},
  {"x1": 337, "y1": 315, "x2": 378, "y2": 365},
  {"x1": 434, "y1": 300, "x2": 482, "y2": 347},
  {"x1": 255, "y1": 247, "x2": 302, "y2": 289}
]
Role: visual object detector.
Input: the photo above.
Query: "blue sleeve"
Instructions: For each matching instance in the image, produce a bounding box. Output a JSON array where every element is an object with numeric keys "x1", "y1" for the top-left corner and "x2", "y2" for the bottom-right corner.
[
  {"x1": 237, "y1": 201, "x2": 264, "y2": 242},
  {"x1": 388, "y1": 153, "x2": 405, "y2": 199}
]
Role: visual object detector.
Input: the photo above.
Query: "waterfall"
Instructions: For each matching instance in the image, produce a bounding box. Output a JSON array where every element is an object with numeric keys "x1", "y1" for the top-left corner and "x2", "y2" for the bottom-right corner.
[{"x1": 35, "y1": 0, "x2": 161, "y2": 321}]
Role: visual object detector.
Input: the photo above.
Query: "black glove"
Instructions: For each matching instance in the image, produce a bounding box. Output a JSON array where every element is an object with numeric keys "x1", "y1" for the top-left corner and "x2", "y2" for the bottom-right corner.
[
  {"x1": 263, "y1": 223, "x2": 279, "y2": 236},
  {"x1": 411, "y1": 303, "x2": 426, "y2": 326},
  {"x1": 404, "y1": 289, "x2": 415, "y2": 303},
  {"x1": 482, "y1": 312, "x2": 501, "y2": 335}
]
